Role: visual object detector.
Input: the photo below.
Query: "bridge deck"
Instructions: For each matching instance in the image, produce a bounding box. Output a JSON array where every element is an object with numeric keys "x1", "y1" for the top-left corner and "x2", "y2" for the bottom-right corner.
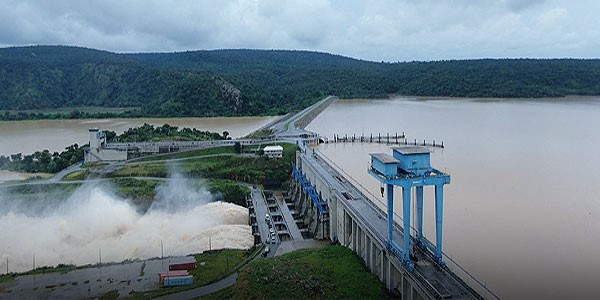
[{"x1": 302, "y1": 148, "x2": 480, "y2": 299}]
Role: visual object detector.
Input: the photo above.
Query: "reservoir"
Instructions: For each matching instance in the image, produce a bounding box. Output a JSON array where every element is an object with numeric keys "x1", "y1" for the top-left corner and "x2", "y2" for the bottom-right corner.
[
  {"x1": 307, "y1": 96, "x2": 600, "y2": 299},
  {"x1": 0, "y1": 116, "x2": 278, "y2": 157}
]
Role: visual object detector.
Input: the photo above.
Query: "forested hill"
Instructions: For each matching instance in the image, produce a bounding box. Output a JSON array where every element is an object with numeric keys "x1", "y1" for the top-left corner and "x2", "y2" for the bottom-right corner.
[
  {"x1": 0, "y1": 46, "x2": 230, "y2": 118},
  {"x1": 1, "y1": 45, "x2": 600, "y2": 119}
]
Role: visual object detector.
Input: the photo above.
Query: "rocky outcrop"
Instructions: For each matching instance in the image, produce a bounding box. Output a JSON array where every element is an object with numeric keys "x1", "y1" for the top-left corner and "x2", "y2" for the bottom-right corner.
[{"x1": 219, "y1": 79, "x2": 243, "y2": 112}]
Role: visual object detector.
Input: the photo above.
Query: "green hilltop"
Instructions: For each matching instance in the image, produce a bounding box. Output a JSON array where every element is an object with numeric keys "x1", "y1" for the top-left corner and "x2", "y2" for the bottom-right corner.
[{"x1": 1, "y1": 45, "x2": 600, "y2": 119}]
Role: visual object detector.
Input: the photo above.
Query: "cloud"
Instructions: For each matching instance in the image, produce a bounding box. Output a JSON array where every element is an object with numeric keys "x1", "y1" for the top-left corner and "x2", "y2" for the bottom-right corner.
[
  {"x1": 537, "y1": 7, "x2": 568, "y2": 30},
  {"x1": 0, "y1": 0, "x2": 598, "y2": 61},
  {"x1": 503, "y1": 0, "x2": 547, "y2": 12}
]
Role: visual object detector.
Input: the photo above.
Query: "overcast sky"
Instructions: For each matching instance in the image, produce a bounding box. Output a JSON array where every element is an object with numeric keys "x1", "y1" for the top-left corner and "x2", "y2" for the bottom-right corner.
[{"x1": 1, "y1": 0, "x2": 598, "y2": 62}]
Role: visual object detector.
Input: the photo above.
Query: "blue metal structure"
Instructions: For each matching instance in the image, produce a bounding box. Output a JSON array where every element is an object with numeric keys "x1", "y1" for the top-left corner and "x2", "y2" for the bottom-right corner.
[
  {"x1": 368, "y1": 147, "x2": 450, "y2": 270},
  {"x1": 293, "y1": 163, "x2": 328, "y2": 214}
]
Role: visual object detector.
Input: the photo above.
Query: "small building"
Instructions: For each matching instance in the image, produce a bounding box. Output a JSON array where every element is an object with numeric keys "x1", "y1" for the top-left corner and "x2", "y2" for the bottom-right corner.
[
  {"x1": 84, "y1": 128, "x2": 127, "y2": 163},
  {"x1": 263, "y1": 145, "x2": 284, "y2": 158}
]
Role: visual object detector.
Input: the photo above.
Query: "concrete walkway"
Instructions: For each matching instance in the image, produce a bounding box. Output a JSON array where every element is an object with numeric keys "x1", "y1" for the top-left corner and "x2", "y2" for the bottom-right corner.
[{"x1": 48, "y1": 163, "x2": 83, "y2": 182}]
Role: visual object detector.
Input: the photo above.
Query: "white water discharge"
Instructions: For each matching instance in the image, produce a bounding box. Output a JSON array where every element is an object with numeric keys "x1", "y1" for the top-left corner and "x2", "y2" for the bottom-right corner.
[{"x1": 0, "y1": 176, "x2": 253, "y2": 273}]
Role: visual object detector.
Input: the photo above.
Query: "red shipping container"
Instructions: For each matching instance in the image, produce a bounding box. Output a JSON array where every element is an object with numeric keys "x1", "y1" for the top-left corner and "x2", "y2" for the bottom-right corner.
[{"x1": 169, "y1": 262, "x2": 197, "y2": 271}]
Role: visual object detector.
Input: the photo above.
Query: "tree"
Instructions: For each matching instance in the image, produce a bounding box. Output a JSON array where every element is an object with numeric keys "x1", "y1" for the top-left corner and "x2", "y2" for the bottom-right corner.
[{"x1": 104, "y1": 130, "x2": 117, "y2": 142}]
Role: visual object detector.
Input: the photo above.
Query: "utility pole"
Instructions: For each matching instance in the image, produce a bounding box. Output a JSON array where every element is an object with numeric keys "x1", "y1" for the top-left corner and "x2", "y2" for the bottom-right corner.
[
  {"x1": 99, "y1": 248, "x2": 102, "y2": 266},
  {"x1": 161, "y1": 240, "x2": 164, "y2": 259},
  {"x1": 33, "y1": 252, "x2": 36, "y2": 286},
  {"x1": 209, "y1": 236, "x2": 212, "y2": 251}
]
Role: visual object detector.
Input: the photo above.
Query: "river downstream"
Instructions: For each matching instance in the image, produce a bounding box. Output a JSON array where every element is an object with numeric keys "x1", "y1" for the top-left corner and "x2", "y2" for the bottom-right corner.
[{"x1": 307, "y1": 96, "x2": 600, "y2": 299}]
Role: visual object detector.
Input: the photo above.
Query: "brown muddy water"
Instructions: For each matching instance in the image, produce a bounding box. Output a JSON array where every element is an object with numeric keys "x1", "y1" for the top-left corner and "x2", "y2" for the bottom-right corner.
[{"x1": 0, "y1": 116, "x2": 278, "y2": 156}]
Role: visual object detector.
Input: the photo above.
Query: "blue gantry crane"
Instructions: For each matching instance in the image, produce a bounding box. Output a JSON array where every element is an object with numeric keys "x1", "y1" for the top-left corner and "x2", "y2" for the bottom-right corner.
[{"x1": 368, "y1": 146, "x2": 450, "y2": 271}]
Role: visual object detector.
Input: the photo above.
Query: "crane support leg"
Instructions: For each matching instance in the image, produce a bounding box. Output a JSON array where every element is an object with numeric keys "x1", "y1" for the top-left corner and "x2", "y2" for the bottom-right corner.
[
  {"x1": 416, "y1": 186, "x2": 424, "y2": 245},
  {"x1": 387, "y1": 183, "x2": 394, "y2": 243},
  {"x1": 435, "y1": 184, "x2": 445, "y2": 266},
  {"x1": 402, "y1": 186, "x2": 412, "y2": 266}
]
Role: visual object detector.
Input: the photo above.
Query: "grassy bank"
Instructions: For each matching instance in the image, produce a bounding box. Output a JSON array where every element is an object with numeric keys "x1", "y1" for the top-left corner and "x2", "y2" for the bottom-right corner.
[
  {"x1": 110, "y1": 177, "x2": 162, "y2": 211},
  {"x1": 108, "y1": 143, "x2": 298, "y2": 189},
  {"x1": 208, "y1": 179, "x2": 250, "y2": 207},
  {"x1": 0, "y1": 274, "x2": 13, "y2": 284},
  {"x1": 61, "y1": 169, "x2": 89, "y2": 181},
  {"x1": 230, "y1": 245, "x2": 389, "y2": 299}
]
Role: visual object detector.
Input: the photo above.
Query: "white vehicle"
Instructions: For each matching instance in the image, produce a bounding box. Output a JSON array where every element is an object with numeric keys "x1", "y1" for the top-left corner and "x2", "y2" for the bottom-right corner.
[
  {"x1": 262, "y1": 247, "x2": 270, "y2": 257},
  {"x1": 269, "y1": 227, "x2": 274, "y2": 234}
]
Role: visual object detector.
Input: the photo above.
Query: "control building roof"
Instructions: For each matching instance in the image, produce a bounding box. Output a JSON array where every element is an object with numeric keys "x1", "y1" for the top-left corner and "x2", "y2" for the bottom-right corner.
[
  {"x1": 371, "y1": 153, "x2": 399, "y2": 164},
  {"x1": 392, "y1": 146, "x2": 431, "y2": 155}
]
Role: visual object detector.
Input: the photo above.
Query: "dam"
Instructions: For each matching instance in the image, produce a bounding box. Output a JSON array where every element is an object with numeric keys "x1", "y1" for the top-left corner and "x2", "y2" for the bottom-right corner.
[{"x1": 287, "y1": 143, "x2": 492, "y2": 299}]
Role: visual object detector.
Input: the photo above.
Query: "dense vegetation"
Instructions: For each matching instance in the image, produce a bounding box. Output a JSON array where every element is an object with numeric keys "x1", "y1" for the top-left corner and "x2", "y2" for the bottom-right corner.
[
  {"x1": 103, "y1": 123, "x2": 228, "y2": 143},
  {"x1": 0, "y1": 46, "x2": 227, "y2": 119},
  {"x1": 1, "y1": 45, "x2": 599, "y2": 120},
  {"x1": 0, "y1": 144, "x2": 84, "y2": 173},
  {"x1": 0, "y1": 108, "x2": 142, "y2": 121}
]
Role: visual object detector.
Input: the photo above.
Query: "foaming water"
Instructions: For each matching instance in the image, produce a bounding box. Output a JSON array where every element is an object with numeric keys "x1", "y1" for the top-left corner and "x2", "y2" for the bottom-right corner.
[{"x1": 0, "y1": 177, "x2": 252, "y2": 273}]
